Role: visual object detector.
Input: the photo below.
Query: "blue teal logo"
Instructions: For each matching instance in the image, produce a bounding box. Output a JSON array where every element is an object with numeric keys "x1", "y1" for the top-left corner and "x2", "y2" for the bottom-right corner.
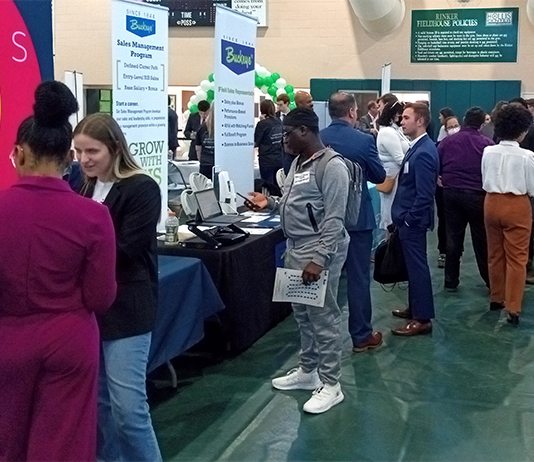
[
  {"x1": 221, "y1": 39, "x2": 255, "y2": 75},
  {"x1": 126, "y1": 15, "x2": 156, "y2": 37}
]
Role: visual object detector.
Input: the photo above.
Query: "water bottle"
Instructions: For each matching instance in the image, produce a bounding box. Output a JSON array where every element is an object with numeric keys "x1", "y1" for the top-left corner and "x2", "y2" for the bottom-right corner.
[{"x1": 164, "y1": 211, "x2": 179, "y2": 245}]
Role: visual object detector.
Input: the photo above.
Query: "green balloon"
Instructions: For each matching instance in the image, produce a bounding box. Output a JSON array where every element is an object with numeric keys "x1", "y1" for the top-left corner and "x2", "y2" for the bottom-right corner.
[
  {"x1": 288, "y1": 92, "x2": 295, "y2": 102},
  {"x1": 267, "y1": 85, "x2": 278, "y2": 97},
  {"x1": 271, "y1": 73, "x2": 280, "y2": 81},
  {"x1": 289, "y1": 102, "x2": 296, "y2": 110},
  {"x1": 208, "y1": 73, "x2": 215, "y2": 82},
  {"x1": 263, "y1": 76, "x2": 274, "y2": 87},
  {"x1": 285, "y1": 85, "x2": 294, "y2": 94},
  {"x1": 207, "y1": 90, "x2": 215, "y2": 101},
  {"x1": 190, "y1": 104, "x2": 199, "y2": 114},
  {"x1": 255, "y1": 75, "x2": 264, "y2": 88}
]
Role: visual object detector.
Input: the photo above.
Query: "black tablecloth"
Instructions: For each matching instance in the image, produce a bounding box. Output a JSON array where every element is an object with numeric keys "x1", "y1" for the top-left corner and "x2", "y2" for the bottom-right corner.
[{"x1": 158, "y1": 228, "x2": 291, "y2": 351}]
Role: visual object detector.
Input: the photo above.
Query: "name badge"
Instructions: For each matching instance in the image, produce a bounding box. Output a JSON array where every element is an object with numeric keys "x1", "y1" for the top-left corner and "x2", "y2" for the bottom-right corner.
[
  {"x1": 294, "y1": 172, "x2": 310, "y2": 185},
  {"x1": 404, "y1": 162, "x2": 409, "y2": 174}
]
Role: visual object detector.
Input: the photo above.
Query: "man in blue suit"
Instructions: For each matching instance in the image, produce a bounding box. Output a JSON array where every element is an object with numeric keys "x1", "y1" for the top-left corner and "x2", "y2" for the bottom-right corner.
[
  {"x1": 391, "y1": 102, "x2": 439, "y2": 336},
  {"x1": 320, "y1": 92, "x2": 386, "y2": 352}
]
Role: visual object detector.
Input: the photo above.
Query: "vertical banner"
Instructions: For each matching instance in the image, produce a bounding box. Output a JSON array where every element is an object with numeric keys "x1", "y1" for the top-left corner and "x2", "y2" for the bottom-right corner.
[
  {"x1": 381, "y1": 62, "x2": 391, "y2": 96},
  {"x1": 214, "y1": 5, "x2": 257, "y2": 197},
  {"x1": 0, "y1": 0, "x2": 54, "y2": 190},
  {"x1": 64, "y1": 71, "x2": 84, "y2": 128},
  {"x1": 112, "y1": 0, "x2": 168, "y2": 227}
]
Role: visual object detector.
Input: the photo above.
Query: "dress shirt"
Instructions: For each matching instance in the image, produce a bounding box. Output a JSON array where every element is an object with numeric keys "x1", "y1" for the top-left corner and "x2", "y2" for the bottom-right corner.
[
  {"x1": 438, "y1": 126, "x2": 494, "y2": 191},
  {"x1": 92, "y1": 179, "x2": 115, "y2": 203},
  {"x1": 409, "y1": 133, "x2": 427, "y2": 148},
  {"x1": 482, "y1": 140, "x2": 534, "y2": 196}
]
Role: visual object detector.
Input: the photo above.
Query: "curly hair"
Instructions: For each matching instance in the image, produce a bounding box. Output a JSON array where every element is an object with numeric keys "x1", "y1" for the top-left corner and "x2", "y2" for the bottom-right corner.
[
  {"x1": 377, "y1": 100, "x2": 404, "y2": 127},
  {"x1": 376, "y1": 93, "x2": 402, "y2": 127},
  {"x1": 494, "y1": 103, "x2": 533, "y2": 140}
]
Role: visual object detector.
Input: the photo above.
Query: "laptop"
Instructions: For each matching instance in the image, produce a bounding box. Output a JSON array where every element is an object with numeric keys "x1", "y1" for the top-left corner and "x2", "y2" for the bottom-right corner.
[{"x1": 194, "y1": 188, "x2": 243, "y2": 225}]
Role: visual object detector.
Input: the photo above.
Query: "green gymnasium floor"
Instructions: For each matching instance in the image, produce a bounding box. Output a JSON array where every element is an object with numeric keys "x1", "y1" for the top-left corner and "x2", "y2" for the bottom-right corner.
[{"x1": 150, "y1": 234, "x2": 534, "y2": 461}]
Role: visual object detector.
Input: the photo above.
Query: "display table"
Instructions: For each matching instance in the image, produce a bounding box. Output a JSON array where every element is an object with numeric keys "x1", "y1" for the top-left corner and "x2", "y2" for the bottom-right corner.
[
  {"x1": 148, "y1": 255, "x2": 225, "y2": 373},
  {"x1": 158, "y1": 228, "x2": 291, "y2": 351}
]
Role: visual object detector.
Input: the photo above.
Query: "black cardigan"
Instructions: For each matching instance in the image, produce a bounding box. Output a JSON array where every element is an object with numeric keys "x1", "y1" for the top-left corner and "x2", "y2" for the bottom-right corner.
[{"x1": 84, "y1": 174, "x2": 161, "y2": 340}]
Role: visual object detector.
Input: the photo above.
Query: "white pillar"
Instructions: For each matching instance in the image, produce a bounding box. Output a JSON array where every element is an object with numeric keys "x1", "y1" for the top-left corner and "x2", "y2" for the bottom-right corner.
[
  {"x1": 347, "y1": 0, "x2": 406, "y2": 35},
  {"x1": 527, "y1": 0, "x2": 534, "y2": 27}
]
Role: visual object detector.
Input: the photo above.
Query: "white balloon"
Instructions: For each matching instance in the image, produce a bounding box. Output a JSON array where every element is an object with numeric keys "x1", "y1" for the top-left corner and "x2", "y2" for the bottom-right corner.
[
  {"x1": 260, "y1": 85, "x2": 269, "y2": 94},
  {"x1": 208, "y1": 81, "x2": 215, "y2": 91},
  {"x1": 187, "y1": 101, "x2": 193, "y2": 108},
  {"x1": 195, "y1": 86, "x2": 201, "y2": 92},
  {"x1": 276, "y1": 88, "x2": 286, "y2": 96},
  {"x1": 200, "y1": 80, "x2": 211, "y2": 91},
  {"x1": 276, "y1": 78, "x2": 287, "y2": 89},
  {"x1": 258, "y1": 67, "x2": 270, "y2": 78},
  {"x1": 255, "y1": 63, "x2": 262, "y2": 71},
  {"x1": 196, "y1": 90, "x2": 208, "y2": 101}
]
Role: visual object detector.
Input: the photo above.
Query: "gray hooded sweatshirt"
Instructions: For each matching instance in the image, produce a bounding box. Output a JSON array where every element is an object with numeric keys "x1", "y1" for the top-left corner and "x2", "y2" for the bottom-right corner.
[{"x1": 267, "y1": 148, "x2": 350, "y2": 268}]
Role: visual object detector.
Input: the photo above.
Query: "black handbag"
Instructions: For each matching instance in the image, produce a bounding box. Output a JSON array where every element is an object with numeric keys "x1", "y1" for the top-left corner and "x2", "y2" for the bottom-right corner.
[{"x1": 373, "y1": 225, "x2": 409, "y2": 284}]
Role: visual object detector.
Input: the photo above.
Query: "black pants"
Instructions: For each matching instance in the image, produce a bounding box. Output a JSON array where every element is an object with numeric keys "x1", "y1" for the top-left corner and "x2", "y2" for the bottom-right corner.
[
  {"x1": 435, "y1": 186, "x2": 447, "y2": 254},
  {"x1": 443, "y1": 188, "x2": 489, "y2": 288}
]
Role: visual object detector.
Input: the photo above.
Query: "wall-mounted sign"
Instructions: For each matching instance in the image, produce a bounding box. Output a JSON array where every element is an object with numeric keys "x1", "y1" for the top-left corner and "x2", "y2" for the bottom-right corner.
[
  {"x1": 411, "y1": 8, "x2": 518, "y2": 63},
  {"x1": 143, "y1": 0, "x2": 267, "y2": 27}
]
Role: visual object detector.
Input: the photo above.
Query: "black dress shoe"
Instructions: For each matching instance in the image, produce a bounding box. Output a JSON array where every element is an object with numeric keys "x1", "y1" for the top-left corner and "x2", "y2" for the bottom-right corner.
[
  {"x1": 490, "y1": 302, "x2": 505, "y2": 311},
  {"x1": 392, "y1": 308, "x2": 412, "y2": 319},
  {"x1": 507, "y1": 313, "x2": 519, "y2": 327},
  {"x1": 392, "y1": 320, "x2": 432, "y2": 336}
]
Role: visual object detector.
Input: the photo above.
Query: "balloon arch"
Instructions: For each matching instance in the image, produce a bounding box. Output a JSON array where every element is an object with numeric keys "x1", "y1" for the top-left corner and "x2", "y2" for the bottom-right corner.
[{"x1": 184, "y1": 64, "x2": 296, "y2": 118}]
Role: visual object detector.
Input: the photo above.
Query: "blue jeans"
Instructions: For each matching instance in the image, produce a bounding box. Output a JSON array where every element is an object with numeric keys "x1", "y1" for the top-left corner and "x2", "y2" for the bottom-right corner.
[{"x1": 97, "y1": 333, "x2": 162, "y2": 462}]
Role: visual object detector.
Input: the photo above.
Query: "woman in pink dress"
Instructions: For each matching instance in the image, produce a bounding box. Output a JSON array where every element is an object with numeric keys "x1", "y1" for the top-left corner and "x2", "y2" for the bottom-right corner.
[{"x1": 0, "y1": 81, "x2": 117, "y2": 461}]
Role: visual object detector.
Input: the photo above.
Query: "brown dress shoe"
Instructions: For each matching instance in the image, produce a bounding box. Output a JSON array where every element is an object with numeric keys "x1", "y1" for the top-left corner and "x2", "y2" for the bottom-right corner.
[
  {"x1": 392, "y1": 308, "x2": 412, "y2": 319},
  {"x1": 391, "y1": 320, "x2": 432, "y2": 336},
  {"x1": 353, "y1": 332, "x2": 383, "y2": 353}
]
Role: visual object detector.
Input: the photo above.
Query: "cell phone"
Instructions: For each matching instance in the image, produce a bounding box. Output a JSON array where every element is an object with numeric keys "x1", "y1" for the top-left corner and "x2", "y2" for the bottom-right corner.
[{"x1": 236, "y1": 192, "x2": 250, "y2": 202}]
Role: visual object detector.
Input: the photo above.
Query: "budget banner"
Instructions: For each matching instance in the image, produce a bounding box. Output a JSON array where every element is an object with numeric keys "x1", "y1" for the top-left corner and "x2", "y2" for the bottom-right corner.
[
  {"x1": 214, "y1": 5, "x2": 257, "y2": 198},
  {"x1": 112, "y1": 0, "x2": 168, "y2": 226}
]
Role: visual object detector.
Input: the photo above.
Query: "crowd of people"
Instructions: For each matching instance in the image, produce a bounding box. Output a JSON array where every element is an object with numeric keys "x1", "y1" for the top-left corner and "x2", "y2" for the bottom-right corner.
[
  {"x1": 3, "y1": 79, "x2": 534, "y2": 461},
  {"x1": 245, "y1": 91, "x2": 534, "y2": 415}
]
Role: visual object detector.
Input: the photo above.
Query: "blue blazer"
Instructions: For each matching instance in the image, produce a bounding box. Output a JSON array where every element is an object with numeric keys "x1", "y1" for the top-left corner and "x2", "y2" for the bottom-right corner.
[
  {"x1": 391, "y1": 134, "x2": 439, "y2": 231},
  {"x1": 320, "y1": 120, "x2": 386, "y2": 231}
]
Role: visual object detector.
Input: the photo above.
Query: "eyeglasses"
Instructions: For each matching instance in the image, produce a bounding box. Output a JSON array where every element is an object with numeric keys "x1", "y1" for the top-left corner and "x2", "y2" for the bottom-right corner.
[{"x1": 282, "y1": 126, "x2": 300, "y2": 139}]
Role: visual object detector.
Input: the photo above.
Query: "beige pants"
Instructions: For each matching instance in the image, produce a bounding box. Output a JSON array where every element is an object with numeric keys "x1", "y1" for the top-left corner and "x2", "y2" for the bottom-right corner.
[{"x1": 484, "y1": 193, "x2": 532, "y2": 314}]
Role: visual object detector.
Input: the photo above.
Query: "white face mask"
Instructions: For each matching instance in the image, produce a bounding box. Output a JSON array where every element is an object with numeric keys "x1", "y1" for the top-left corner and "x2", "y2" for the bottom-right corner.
[{"x1": 447, "y1": 127, "x2": 460, "y2": 135}]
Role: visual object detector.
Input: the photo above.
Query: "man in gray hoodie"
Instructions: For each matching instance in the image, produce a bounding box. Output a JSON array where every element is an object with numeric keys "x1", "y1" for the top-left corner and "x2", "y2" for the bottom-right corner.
[{"x1": 246, "y1": 108, "x2": 350, "y2": 414}]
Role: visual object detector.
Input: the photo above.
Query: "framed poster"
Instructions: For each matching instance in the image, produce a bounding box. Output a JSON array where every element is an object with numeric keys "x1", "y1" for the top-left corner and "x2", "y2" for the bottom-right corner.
[{"x1": 411, "y1": 8, "x2": 518, "y2": 63}]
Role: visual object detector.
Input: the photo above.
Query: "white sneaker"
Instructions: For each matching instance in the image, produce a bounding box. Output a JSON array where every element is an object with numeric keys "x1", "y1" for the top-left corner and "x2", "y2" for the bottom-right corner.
[
  {"x1": 272, "y1": 367, "x2": 322, "y2": 391},
  {"x1": 303, "y1": 383, "x2": 344, "y2": 414}
]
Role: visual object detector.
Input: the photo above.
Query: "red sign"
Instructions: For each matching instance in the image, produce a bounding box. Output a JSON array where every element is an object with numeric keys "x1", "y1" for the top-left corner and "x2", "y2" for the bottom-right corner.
[{"x1": 0, "y1": 0, "x2": 45, "y2": 189}]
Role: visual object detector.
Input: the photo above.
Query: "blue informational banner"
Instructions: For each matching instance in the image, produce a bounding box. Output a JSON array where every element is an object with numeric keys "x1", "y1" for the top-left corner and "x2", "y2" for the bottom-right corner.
[
  {"x1": 214, "y1": 5, "x2": 257, "y2": 197},
  {"x1": 112, "y1": 0, "x2": 169, "y2": 228}
]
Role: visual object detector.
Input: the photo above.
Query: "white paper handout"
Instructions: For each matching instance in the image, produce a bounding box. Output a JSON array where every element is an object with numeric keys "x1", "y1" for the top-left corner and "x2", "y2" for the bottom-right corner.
[{"x1": 272, "y1": 268, "x2": 329, "y2": 308}]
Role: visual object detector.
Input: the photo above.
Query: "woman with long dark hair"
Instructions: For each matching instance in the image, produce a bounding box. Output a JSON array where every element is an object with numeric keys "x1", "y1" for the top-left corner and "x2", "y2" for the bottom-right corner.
[
  {"x1": 0, "y1": 82, "x2": 117, "y2": 461},
  {"x1": 376, "y1": 93, "x2": 409, "y2": 230},
  {"x1": 195, "y1": 104, "x2": 216, "y2": 179},
  {"x1": 255, "y1": 99, "x2": 283, "y2": 185},
  {"x1": 74, "y1": 113, "x2": 162, "y2": 461}
]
